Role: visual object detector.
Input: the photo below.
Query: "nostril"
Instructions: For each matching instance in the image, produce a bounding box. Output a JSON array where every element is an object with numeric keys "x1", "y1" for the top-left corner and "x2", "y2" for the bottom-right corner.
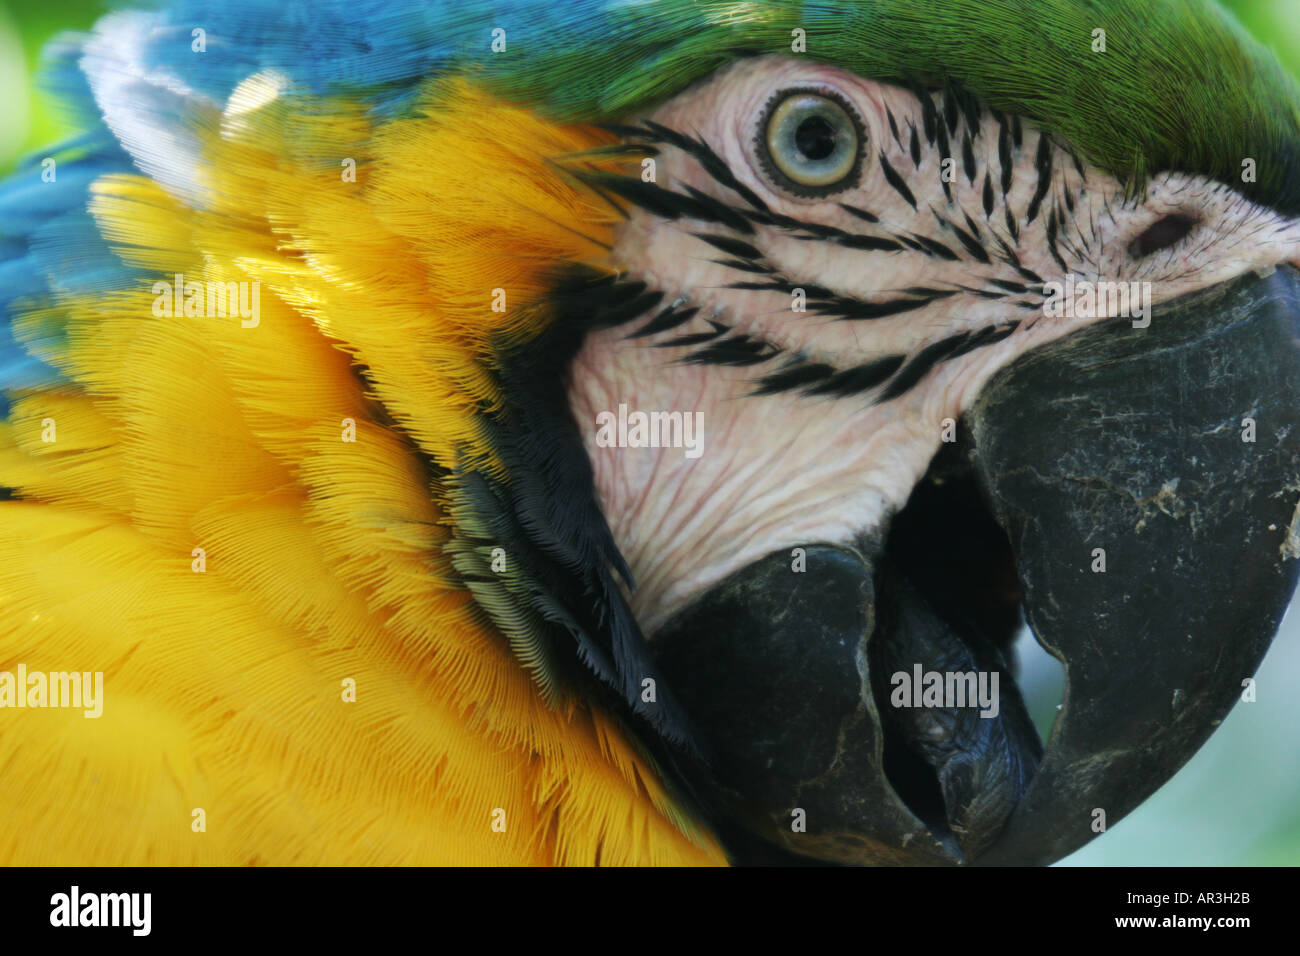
[{"x1": 1128, "y1": 213, "x2": 1200, "y2": 259}]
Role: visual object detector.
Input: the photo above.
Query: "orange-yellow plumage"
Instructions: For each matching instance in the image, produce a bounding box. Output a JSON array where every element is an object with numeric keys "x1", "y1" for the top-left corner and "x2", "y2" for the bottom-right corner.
[{"x1": 0, "y1": 78, "x2": 724, "y2": 865}]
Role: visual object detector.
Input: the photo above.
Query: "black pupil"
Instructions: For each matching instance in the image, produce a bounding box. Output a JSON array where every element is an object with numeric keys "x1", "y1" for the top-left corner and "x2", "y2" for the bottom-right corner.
[{"x1": 794, "y1": 115, "x2": 838, "y2": 161}]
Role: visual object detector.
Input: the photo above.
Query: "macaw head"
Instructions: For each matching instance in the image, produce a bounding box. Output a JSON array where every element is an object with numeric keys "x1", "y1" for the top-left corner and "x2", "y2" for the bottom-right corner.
[
  {"x1": 466, "y1": 0, "x2": 1300, "y2": 865},
  {"x1": 5, "y1": 0, "x2": 1300, "y2": 866}
]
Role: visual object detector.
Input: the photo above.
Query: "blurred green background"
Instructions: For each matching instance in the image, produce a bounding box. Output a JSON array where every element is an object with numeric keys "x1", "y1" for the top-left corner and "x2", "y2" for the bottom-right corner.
[{"x1": 0, "y1": 0, "x2": 1297, "y2": 865}]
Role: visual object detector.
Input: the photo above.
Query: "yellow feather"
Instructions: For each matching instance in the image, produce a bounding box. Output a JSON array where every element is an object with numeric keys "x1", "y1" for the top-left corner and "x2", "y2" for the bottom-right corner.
[{"x1": 0, "y1": 79, "x2": 724, "y2": 865}]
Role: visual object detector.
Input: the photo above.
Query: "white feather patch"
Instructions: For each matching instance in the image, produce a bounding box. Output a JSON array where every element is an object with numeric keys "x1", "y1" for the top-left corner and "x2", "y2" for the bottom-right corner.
[{"x1": 81, "y1": 10, "x2": 222, "y2": 207}]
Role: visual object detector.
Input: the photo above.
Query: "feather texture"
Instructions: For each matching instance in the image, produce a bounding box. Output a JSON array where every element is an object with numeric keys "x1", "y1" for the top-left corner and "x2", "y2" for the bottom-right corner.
[{"x1": 0, "y1": 72, "x2": 721, "y2": 864}]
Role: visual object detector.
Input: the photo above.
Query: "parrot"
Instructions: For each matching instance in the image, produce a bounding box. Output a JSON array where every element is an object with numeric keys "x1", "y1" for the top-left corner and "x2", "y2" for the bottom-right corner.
[{"x1": 2, "y1": 0, "x2": 1300, "y2": 867}]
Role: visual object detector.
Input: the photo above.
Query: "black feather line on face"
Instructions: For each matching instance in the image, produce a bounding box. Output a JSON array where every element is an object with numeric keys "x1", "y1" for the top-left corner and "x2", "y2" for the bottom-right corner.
[
  {"x1": 957, "y1": 284, "x2": 1010, "y2": 301},
  {"x1": 998, "y1": 114, "x2": 1014, "y2": 197},
  {"x1": 909, "y1": 78, "x2": 939, "y2": 146},
  {"x1": 988, "y1": 277, "x2": 1032, "y2": 295},
  {"x1": 887, "y1": 107, "x2": 903, "y2": 148},
  {"x1": 655, "y1": 319, "x2": 730, "y2": 347},
  {"x1": 1005, "y1": 206, "x2": 1020, "y2": 242},
  {"x1": 957, "y1": 85, "x2": 983, "y2": 137},
  {"x1": 681, "y1": 184, "x2": 756, "y2": 234},
  {"x1": 943, "y1": 85, "x2": 960, "y2": 137},
  {"x1": 809, "y1": 292, "x2": 944, "y2": 321},
  {"x1": 1046, "y1": 205, "x2": 1070, "y2": 272},
  {"x1": 900, "y1": 287, "x2": 960, "y2": 298},
  {"x1": 879, "y1": 331, "x2": 972, "y2": 400},
  {"x1": 834, "y1": 233, "x2": 906, "y2": 252},
  {"x1": 936, "y1": 122, "x2": 954, "y2": 204},
  {"x1": 628, "y1": 304, "x2": 700, "y2": 338},
  {"x1": 710, "y1": 256, "x2": 771, "y2": 274},
  {"x1": 784, "y1": 217, "x2": 903, "y2": 253},
  {"x1": 1069, "y1": 149, "x2": 1086, "y2": 178},
  {"x1": 682, "y1": 332, "x2": 781, "y2": 367},
  {"x1": 694, "y1": 232, "x2": 764, "y2": 260},
  {"x1": 838, "y1": 202, "x2": 880, "y2": 224},
  {"x1": 909, "y1": 232, "x2": 961, "y2": 260},
  {"x1": 879, "y1": 153, "x2": 918, "y2": 209},
  {"x1": 937, "y1": 211, "x2": 991, "y2": 264},
  {"x1": 894, "y1": 233, "x2": 928, "y2": 253},
  {"x1": 594, "y1": 288, "x2": 667, "y2": 328},
  {"x1": 946, "y1": 321, "x2": 1020, "y2": 359},
  {"x1": 1026, "y1": 132, "x2": 1053, "y2": 225},
  {"x1": 750, "y1": 360, "x2": 839, "y2": 395},
  {"x1": 804, "y1": 355, "x2": 907, "y2": 396}
]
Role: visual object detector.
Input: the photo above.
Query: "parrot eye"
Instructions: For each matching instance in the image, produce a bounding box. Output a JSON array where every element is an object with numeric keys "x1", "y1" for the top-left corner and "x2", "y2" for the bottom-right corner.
[{"x1": 759, "y1": 89, "x2": 864, "y2": 195}]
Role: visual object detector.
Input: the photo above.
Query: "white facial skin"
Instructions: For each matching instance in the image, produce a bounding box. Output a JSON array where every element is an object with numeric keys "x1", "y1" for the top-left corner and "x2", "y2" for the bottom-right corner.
[{"x1": 567, "y1": 55, "x2": 1300, "y2": 634}]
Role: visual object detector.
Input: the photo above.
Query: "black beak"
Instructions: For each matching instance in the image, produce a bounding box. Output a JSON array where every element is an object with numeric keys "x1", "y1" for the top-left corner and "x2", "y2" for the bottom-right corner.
[
  {"x1": 650, "y1": 265, "x2": 1300, "y2": 865},
  {"x1": 971, "y1": 264, "x2": 1300, "y2": 864}
]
